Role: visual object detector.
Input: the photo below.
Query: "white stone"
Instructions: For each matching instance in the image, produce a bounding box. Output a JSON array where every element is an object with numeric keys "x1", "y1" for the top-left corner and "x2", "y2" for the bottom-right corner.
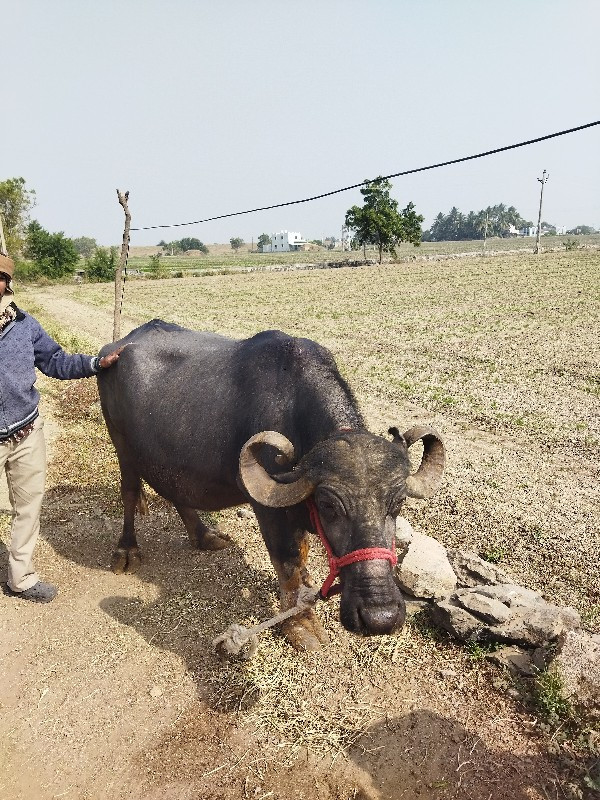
[
  {"x1": 396, "y1": 528, "x2": 457, "y2": 599},
  {"x1": 551, "y1": 629, "x2": 600, "y2": 712}
]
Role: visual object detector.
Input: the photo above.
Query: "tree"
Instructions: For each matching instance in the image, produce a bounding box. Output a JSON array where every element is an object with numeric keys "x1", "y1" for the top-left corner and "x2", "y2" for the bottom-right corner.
[
  {"x1": 566, "y1": 225, "x2": 597, "y2": 235},
  {"x1": 257, "y1": 233, "x2": 271, "y2": 251},
  {"x1": 230, "y1": 237, "x2": 244, "y2": 251},
  {"x1": 423, "y1": 204, "x2": 533, "y2": 241},
  {"x1": 147, "y1": 252, "x2": 167, "y2": 277},
  {"x1": 179, "y1": 237, "x2": 208, "y2": 253},
  {"x1": 86, "y1": 246, "x2": 117, "y2": 282},
  {"x1": 161, "y1": 240, "x2": 182, "y2": 255},
  {"x1": 0, "y1": 177, "x2": 36, "y2": 255},
  {"x1": 24, "y1": 220, "x2": 80, "y2": 278},
  {"x1": 345, "y1": 177, "x2": 423, "y2": 263},
  {"x1": 72, "y1": 236, "x2": 97, "y2": 258}
]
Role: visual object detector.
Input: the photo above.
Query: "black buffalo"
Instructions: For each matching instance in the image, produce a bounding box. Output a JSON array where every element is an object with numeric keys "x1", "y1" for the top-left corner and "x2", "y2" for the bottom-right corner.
[{"x1": 98, "y1": 321, "x2": 445, "y2": 650}]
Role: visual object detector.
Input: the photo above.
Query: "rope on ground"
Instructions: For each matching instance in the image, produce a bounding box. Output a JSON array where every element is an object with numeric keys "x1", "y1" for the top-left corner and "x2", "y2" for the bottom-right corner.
[{"x1": 213, "y1": 585, "x2": 320, "y2": 659}]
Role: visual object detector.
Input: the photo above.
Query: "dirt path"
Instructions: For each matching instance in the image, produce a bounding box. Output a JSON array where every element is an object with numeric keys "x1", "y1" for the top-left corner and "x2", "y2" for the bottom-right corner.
[{"x1": 0, "y1": 288, "x2": 594, "y2": 800}]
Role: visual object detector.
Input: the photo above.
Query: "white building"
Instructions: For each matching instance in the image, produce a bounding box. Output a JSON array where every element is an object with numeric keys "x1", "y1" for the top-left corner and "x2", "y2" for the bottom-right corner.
[{"x1": 262, "y1": 230, "x2": 307, "y2": 252}]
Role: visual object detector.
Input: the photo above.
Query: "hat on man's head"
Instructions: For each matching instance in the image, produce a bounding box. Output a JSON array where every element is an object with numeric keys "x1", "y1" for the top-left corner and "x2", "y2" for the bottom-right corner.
[{"x1": 0, "y1": 254, "x2": 14, "y2": 294}]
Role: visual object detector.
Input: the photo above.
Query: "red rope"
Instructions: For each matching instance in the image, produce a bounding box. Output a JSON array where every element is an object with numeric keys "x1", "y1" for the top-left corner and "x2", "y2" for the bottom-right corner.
[{"x1": 307, "y1": 497, "x2": 397, "y2": 599}]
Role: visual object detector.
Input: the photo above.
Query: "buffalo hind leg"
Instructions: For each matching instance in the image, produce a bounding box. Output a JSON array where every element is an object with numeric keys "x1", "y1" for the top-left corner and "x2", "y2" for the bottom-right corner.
[
  {"x1": 253, "y1": 506, "x2": 328, "y2": 651},
  {"x1": 111, "y1": 474, "x2": 145, "y2": 574},
  {"x1": 174, "y1": 504, "x2": 230, "y2": 551}
]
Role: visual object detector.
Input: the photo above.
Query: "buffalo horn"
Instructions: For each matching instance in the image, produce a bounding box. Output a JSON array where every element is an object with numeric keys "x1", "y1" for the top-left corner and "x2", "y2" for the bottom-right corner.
[
  {"x1": 239, "y1": 431, "x2": 315, "y2": 508},
  {"x1": 399, "y1": 426, "x2": 445, "y2": 499}
]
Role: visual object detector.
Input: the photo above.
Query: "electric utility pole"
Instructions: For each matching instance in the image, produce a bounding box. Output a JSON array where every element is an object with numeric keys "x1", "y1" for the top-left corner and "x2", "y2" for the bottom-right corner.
[
  {"x1": 534, "y1": 170, "x2": 549, "y2": 254},
  {"x1": 482, "y1": 211, "x2": 489, "y2": 256}
]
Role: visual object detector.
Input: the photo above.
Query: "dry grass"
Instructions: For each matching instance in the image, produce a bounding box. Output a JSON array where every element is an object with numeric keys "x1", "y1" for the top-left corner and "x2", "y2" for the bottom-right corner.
[{"x1": 10, "y1": 247, "x2": 600, "y2": 798}]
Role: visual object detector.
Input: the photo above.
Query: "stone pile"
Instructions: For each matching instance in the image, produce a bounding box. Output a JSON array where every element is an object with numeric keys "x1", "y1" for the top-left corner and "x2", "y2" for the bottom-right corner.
[{"x1": 395, "y1": 518, "x2": 599, "y2": 714}]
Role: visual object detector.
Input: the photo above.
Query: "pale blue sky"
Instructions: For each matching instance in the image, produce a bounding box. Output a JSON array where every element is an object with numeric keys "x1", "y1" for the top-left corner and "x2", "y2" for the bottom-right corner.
[{"x1": 4, "y1": 1, "x2": 599, "y2": 245}]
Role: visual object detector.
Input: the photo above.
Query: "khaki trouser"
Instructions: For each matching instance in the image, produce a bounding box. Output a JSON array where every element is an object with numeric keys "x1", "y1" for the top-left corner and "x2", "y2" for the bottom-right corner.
[{"x1": 0, "y1": 416, "x2": 46, "y2": 592}]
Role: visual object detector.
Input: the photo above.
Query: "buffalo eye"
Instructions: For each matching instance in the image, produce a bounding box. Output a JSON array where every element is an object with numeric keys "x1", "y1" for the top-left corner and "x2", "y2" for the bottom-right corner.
[
  {"x1": 387, "y1": 492, "x2": 405, "y2": 517},
  {"x1": 315, "y1": 488, "x2": 346, "y2": 523}
]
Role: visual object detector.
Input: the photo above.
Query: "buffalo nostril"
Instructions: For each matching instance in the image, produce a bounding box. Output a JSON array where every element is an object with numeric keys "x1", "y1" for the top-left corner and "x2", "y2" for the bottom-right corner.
[{"x1": 358, "y1": 603, "x2": 405, "y2": 635}]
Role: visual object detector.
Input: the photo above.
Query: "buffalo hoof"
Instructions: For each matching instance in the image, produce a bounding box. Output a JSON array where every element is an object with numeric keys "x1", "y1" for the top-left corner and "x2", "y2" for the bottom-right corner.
[
  {"x1": 197, "y1": 528, "x2": 231, "y2": 551},
  {"x1": 281, "y1": 610, "x2": 329, "y2": 651},
  {"x1": 110, "y1": 547, "x2": 142, "y2": 574}
]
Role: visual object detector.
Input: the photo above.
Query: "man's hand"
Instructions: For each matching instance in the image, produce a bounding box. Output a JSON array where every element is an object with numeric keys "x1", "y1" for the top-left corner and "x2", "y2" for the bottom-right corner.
[{"x1": 98, "y1": 345, "x2": 126, "y2": 370}]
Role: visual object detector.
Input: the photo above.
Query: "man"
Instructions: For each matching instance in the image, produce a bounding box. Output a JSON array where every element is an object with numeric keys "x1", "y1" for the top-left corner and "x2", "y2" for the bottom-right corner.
[{"x1": 0, "y1": 251, "x2": 123, "y2": 602}]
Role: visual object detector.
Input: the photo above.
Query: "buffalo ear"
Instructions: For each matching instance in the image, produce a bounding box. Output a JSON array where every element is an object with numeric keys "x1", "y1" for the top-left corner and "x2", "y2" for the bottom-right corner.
[{"x1": 388, "y1": 426, "x2": 407, "y2": 447}]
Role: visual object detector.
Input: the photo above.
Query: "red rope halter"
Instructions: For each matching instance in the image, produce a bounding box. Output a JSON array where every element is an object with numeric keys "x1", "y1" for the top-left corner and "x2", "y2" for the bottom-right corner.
[{"x1": 307, "y1": 497, "x2": 397, "y2": 599}]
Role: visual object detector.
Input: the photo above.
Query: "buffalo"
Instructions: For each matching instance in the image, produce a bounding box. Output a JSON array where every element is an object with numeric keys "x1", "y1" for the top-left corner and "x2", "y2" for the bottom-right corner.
[{"x1": 98, "y1": 321, "x2": 445, "y2": 650}]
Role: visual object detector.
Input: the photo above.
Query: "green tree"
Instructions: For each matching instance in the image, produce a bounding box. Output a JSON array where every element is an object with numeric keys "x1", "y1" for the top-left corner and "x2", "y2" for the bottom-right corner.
[
  {"x1": 0, "y1": 177, "x2": 36, "y2": 255},
  {"x1": 147, "y1": 252, "x2": 167, "y2": 277},
  {"x1": 161, "y1": 241, "x2": 182, "y2": 255},
  {"x1": 179, "y1": 237, "x2": 208, "y2": 253},
  {"x1": 566, "y1": 225, "x2": 597, "y2": 235},
  {"x1": 24, "y1": 220, "x2": 80, "y2": 278},
  {"x1": 72, "y1": 236, "x2": 97, "y2": 258},
  {"x1": 541, "y1": 221, "x2": 556, "y2": 235},
  {"x1": 257, "y1": 233, "x2": 271, "y2": 251},
  {"x1": 424, "y1": 204, "x2": 533, "y2": 241},
  {"x1": 86, "y1": 246, "x2": 117, "y2": 282},
  {"x1": 345, "y1": 177, "x2": 423, "y2": 263},
  {"x1": 230, "y1": 237, "x2": 244, "y2": 251}
]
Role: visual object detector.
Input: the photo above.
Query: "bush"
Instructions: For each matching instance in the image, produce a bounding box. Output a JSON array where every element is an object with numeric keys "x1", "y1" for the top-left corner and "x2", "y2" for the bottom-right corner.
[
  {"x1": 86, "y1": 246, "x2": 118, "y2": 282},
  {"x1": 147, "y1": 252, "x2": 167, "y2": 278},
  {"x1": 13, "y1": 258, "x2": 41, "y2": 282},
  {"x1": 24, "y1": 221, "x2": 80, "y2": 278}
]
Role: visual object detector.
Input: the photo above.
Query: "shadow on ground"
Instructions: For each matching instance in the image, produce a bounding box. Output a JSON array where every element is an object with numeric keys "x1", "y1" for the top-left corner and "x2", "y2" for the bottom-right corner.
[
  {"x1": 41, "y1": 483, "x2": 281, "y2": 709},
  {"x1": 346, "y1": 710, "x2": 562, "y2": 800},
  {"x1": 129, "y1": 708, "x2": 565, "y2": 800}
]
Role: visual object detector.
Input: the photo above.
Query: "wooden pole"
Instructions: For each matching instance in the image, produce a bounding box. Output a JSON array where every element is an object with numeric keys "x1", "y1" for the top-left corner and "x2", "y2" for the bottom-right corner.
[
  {"x1": 114, "y1": 190, "x2": 131, "y2": 341},
  {"x1": 0, "y1": 214, "x2": 8, "y2": 256}
]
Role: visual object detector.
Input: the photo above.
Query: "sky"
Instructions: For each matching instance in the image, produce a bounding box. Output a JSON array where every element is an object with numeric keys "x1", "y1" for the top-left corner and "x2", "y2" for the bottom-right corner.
[{"x1": 3, "y1": 1, "x2": 600, "y2": 246}]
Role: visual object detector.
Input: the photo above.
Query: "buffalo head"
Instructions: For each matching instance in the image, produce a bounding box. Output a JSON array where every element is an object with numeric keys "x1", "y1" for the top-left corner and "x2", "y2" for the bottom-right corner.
[{"x1": 239, "y1": 427, "x2": 445, "y2": 637}]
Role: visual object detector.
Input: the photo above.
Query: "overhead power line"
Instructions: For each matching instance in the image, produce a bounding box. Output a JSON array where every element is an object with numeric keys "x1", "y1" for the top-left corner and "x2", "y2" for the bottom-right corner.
[{"x1": 131, "y1": 120, "x2": 600, "y2": 232}]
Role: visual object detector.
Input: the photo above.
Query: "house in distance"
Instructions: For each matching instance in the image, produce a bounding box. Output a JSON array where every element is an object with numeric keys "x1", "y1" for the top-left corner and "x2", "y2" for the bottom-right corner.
[{"x1": 261, "y1": 230, "x2": 308, "y2": 252}]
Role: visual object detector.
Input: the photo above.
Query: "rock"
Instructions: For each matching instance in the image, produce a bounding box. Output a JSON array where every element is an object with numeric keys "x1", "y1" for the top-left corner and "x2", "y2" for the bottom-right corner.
[
  {"x1": 236, "y1": 507, "x2": 254, "y2": 520},
  {"x1": 403, "y1": 596, "x2": 431, "y2": 616},
  {"x1": 550, "y1": 629, "x2": 600, "y2": 714},
  {"x1": 454, "y1": 587, "x2": 511, "y2": 625},
  {"x1": 487, "y1": 646, "x2": 537, "y2": 677},
  {"x1": 475, "y1": 583, "x2": 544, "y2": 607},
  {"x1": 446, "y1": 548, "x2": 514, "y2": 588},
  {"x1": 532, "y1": 647, "x2": 550, "y2": 671},
  {"x1": 395, "y1": 525, "x2": 457, "y2": 599},
  {"x1": 430, "y1": 600, "x2": 486, "y2": 641},
  {"x1": 395, "y1": 517, "x2": 414, "y2": 546},
  {"x1": 430, "y1": 584, "x2": 581, "y2": 647}
]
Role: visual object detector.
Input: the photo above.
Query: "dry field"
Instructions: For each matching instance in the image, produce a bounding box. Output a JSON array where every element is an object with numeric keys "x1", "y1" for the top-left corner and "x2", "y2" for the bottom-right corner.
[
  {"x1": 126, "y1": 234, "x2": 600, "y2": 273},
  {"x1": 1, "y1": 249, "x2": 599, "y2": 799}
]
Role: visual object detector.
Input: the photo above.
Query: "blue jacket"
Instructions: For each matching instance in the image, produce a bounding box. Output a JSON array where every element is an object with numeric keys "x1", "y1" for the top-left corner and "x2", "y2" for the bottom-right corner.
[{"x1": 0, "y1": 304, "x2": 98, "y2": 441}]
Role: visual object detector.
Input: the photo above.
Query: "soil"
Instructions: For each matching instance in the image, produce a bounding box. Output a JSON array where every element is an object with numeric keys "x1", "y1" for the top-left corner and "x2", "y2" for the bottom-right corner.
[{"x1": 1, "y1": 274, "x2": 598, "y2": 800}]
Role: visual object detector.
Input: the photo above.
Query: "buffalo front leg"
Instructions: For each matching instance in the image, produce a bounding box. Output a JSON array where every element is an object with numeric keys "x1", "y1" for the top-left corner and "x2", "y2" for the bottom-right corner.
[
  {"x1": 253, "y1": 506, "x2": 328, "y2": 651},
  {"x1": 174, "y1": 504, "x2": 230, "y2": 551},
  {"x1": 111, "y1": 477, "x2": 143, "y2": 574}
]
